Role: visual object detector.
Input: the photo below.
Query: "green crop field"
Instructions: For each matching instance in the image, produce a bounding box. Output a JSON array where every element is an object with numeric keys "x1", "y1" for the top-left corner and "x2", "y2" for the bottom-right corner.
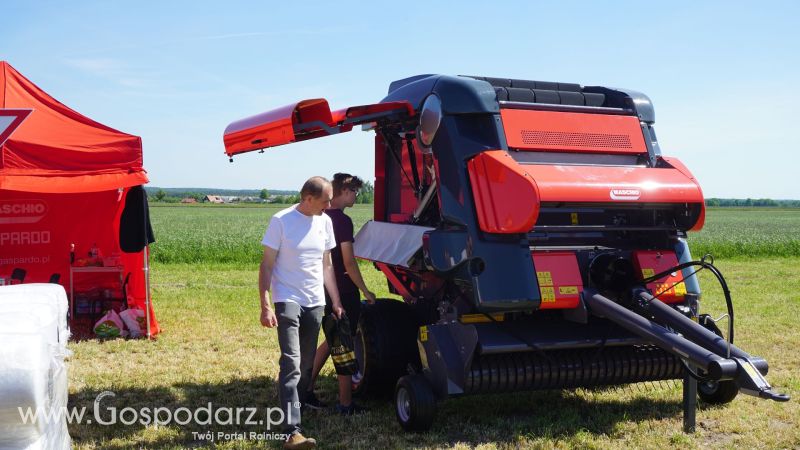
[
  {"x1": 148, "y1": 204, "x2": 375, "y2": 265},
  {"x1": 147, "y1": 205, "x2": 800, "y2": 264},
  {"x1": 688, "y1": 208, "x2": 800, "y2": 258},
  {"x1": 66, "y1": 206, "x2": 800, "y2": 449}
]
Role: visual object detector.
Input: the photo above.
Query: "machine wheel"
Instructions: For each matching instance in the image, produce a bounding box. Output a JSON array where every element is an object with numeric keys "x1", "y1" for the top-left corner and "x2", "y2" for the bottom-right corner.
[
  {"x1": 698, "y1": 379, "x2": 739, "y2": 405},
  {"x1": 353, "y1": 299, "x2": 420, "y2": 397},
  {"x1": 697, "y1": 314, "x2": 739, "y2": 404},
  {"x1": 395, "y1": 374, "x2": 437, "y2": 432}
]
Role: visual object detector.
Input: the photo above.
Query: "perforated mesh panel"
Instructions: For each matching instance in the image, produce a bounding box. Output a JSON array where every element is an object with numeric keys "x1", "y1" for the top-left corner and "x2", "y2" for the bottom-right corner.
[{"x1": 520, "y1": 130, "x2": 633, "y2": 149}]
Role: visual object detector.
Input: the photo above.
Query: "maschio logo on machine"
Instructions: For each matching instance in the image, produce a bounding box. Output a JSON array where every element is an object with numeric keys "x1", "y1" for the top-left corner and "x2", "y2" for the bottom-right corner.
[
  {"x1": 609, "y1": 189, "x2": 641, "y2": 201},
  {"x1": 0, "y1": 200, "x2": 49, "y2": 224}
]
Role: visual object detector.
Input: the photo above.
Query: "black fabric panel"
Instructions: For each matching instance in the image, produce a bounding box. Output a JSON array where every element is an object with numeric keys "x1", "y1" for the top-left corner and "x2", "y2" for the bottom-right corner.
[
  {"x1": 119, "y1": 185, "x2": 156, "y2": 253},
  {"x1": 506, "y1": 87, "x2": 536, "y2": 102},
  {"x1": 534, "y1": 81, "x2": 559, "y2": 90},
  {"x1": 472, "y1": 76, "x2": 614, "y2": 107},
  {"x1": 584, "y1": 92, "x2": 606, "y2": 107},
  {"x1": 510, "y1": 79, "x2": 537, "y2": 89},
  {"x1": 532, "y1": 89, "x2": 560, "y2": 104},
  {"x1": 484, "y1": 77, "x2": 512, "y2": 87},
  {"x1": 557, "y1": 83, "x2": 582, "y2": 92},
  {"x1": 559, "y1": 91, "x2": 585, "y2": 106}
]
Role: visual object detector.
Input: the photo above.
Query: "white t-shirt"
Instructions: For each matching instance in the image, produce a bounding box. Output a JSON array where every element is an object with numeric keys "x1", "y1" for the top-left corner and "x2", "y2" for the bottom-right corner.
[{"x1": 262, "y1": 205, "x2": 336, "y2": 307}]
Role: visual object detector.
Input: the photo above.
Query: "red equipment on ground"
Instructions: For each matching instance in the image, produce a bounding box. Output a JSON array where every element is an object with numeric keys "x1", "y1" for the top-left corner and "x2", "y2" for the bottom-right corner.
[{"x1": 223, "y1": 74, "x2": 787, "y2": 432}]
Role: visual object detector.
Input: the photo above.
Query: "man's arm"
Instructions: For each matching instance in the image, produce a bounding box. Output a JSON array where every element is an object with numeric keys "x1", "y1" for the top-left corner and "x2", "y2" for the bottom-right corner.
[
  {"x1": 341, "y1": 241, "x2": 377, "y2": 304},
  {"x1": 259, "y1": 246, "x2": 278, "y2": 328},
  {"x1": 323, "y1": 250, "x2": 344, "y2": 318}
]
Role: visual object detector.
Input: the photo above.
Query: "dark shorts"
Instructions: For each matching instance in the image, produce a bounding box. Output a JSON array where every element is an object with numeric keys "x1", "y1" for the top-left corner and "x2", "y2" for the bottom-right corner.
[{"x1": 325, "y1": 290, "x2": 362, "y2": 335}]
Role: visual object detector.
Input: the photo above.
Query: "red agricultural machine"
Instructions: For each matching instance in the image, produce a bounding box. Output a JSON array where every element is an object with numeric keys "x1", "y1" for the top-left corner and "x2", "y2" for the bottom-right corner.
[{"x1": 223, "y1": 75, "x2": 788, "y2": 432}]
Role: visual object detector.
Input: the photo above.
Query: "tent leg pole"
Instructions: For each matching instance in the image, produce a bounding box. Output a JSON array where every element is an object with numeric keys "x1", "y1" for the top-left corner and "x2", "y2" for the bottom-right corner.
[{"x1": 144, "y1": 244, "x2": 152, "y2": 340}]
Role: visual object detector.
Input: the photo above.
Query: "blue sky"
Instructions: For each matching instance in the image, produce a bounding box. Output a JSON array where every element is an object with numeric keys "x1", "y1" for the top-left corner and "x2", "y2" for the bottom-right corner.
[{"x1": 4, "y1": 1, "x2": 798, "y2": 198}]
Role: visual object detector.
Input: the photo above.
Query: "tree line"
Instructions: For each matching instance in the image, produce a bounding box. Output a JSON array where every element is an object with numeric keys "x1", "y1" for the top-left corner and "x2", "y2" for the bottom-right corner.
[
  {"x1": 705, "y1": 198, "x2": 800, "y2": 207},
  {"x1": 148, "y1": 181, "x2": 376, "y2": 204},
  {"x1": 147, "y1": 189, "x2": 797, "y2": 208}
]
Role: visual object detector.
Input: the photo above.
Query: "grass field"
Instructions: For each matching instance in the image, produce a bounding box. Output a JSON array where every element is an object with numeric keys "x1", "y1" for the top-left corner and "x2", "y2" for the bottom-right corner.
[
  {"x1": 147, "y1": 204, "x2": 374, "y2": 265},
  {"x1": 66, "y1": 206, "x2": 800, "y2": 449},
  {"x1": 688, "y1": 208, "x2": 800, "y2": 258},
  {"x1": 147, "y1": 205, "x2": 800, "y2": 264}
]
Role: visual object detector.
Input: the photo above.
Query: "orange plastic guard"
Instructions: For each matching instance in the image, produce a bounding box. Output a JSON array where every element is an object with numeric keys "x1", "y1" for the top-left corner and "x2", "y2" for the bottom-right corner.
[
  {"x1": 501, "y1": 109, "x2": 646, "y2": 154},
  {"x1": 632, "y1": 251, "x2": 686, "y2": 304},
  {"x1": 531, "y1": 251, "x2": 583, "y2": 309},
  {"x1": 467, "y1": 150, "x2": 540, "y2": 233},
  {"x1": 224, "y1": 100, "x2": 413, "y2": 157},
  {"x1": 223, "y1": 99, "x2": 333, "y2": 156},
  {"x1": 519, "y1": 164, "x2": 705, "y2": 204}
]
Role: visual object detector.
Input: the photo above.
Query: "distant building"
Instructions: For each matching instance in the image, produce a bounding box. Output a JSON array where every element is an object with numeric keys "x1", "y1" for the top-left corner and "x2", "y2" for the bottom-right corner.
[
  {"x1": 181, "y1": 197, "x2": 197, "y2": 204},
  {"x1": 204, "y1": 195, "x2": 224, "y2": 203}
]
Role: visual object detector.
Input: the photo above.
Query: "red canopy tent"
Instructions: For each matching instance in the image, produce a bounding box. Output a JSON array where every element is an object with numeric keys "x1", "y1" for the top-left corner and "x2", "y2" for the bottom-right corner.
[{"x1": 0, "y1": 61, "x2": 159, "y2": 337}]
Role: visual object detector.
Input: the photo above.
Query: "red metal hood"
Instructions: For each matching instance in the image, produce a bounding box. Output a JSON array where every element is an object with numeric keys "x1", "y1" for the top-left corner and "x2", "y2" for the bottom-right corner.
[
  {"x1": 519, "y1": 162, "x2": 704, "y2": 204},
  {"x1": 468, "y1": 150, "x2": 705, "y2": 234},
  {"x1": 223, "y1": 99, "x2": 413, "y2": 157}
]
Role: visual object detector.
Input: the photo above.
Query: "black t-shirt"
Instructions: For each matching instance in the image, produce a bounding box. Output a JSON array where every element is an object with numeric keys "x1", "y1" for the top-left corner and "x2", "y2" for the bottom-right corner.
[{"x1": 324, "y1": 208, "x2": 358, "y2": 294}]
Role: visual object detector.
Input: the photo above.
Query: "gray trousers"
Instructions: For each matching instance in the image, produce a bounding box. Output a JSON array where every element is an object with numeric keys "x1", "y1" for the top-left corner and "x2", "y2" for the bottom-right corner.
[{"x1": 275, "y1": 302, "x2": 323, "y2": 435}]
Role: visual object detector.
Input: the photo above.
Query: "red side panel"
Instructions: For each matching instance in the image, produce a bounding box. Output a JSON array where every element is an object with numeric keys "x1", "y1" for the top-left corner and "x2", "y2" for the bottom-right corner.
[
  {"x1": 223, "y1": 99, "x2": 331, "y2": 156},
  {"x1": 399, "y1": 138, "x2": 423, "y2": 220},
  {"x1": 531, "y1": 252, "x2": 582, "y2": 309},
  {"x1": 467, "y1": 150, "x2": 540, "y2": 234},
  {"x1": 374, "y1": 133, "x2": 386, "y2": 221},
  {"x1": 501, "y1": 109, "x2": 646, "y2": 154},
  {"x1": 662, "y1": 156, "x2": 706, "y2": 231},
  {"x1": 224, "y1": 100, "x2": 413, "y2": 157},
  {"x1": 519, "y1": 164, "x2": 705, "y2": 204},
  {"x1": 632, "y1": 251, "x2": 686, "y2": 304}
]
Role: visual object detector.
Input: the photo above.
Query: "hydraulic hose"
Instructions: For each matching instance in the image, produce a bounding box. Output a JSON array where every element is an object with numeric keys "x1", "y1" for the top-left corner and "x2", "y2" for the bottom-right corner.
[{"x1": 638, "y1": 255, "x2": 734, "y2": 345}]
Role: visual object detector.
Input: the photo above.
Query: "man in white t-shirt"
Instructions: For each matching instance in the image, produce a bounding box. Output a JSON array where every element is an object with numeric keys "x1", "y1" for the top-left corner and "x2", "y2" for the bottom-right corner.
[{"x1": 259, "y1": 176, "x2": 343, "y2": 450}]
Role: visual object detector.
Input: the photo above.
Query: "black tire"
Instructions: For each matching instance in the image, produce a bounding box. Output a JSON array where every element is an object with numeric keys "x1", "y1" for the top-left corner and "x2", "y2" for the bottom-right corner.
[
  {"x1": 697, "y1": 314, "x2": 739, "y2": 404},
  {"x1": 353, "y1": 299, "x2": 420, "y2": 397},
  {"x1": 698, "y1": 378, "x2": 739, "y2": 405},
  {"x1": 395, "y1": 374, "x2": 437, "y2": 432}
]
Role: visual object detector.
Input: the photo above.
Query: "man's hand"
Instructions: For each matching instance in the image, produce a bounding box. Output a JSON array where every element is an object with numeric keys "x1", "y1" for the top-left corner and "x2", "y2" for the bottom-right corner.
[
  {"x1": 260, "y1": 307, "x2": 278, "y2": 328},
  {"x1": 363, "y1": 290, "x2": 377, "y2": 304},
  {"x1": 332, "y1": 302, "x2": 344, "y2": 319}
]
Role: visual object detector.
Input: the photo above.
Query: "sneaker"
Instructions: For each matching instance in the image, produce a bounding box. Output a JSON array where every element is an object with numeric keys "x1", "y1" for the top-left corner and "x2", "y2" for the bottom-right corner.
[
  {"x1": 351, "y1": 370, "x2": 363, "y2": 394},
  {"x1": 335, "y1": 402, "x2": 368, "y2": 416},
  {"x1": 303, "y1": 391, "x2": 327, "y2": 410},
  {"x1": 283, "y1": 432, "x2": 317, "y2": 450}
]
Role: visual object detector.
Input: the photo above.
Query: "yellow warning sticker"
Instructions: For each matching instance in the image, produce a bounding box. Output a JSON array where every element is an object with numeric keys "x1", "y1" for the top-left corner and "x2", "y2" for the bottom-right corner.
[
  {"x1": 742, "y1": 361, "x2": 759, "y2": 379},
  {"x1": 537, "y1": 271, "x2": 553, "y2": 286},
  {"x1": 559, "y1": 286, "x2": 579, "y2": 295},
  {"x1": 419, "y1": 326, "x2": 428, "y2": 342},
  {"x1": 541, "y1": 286, "x2": 556, "y2": 302},
  {"x1": 460, "y1": 313, "x2": 505, "y2": 323},
  {"x1": 642, "y1": 268, "x2": 655, "y2": 278},
  {"x1": 674, "y1": 282, "x2": 687, "y2": 296},
  {"x1": 570, "y1": 212, "x2": 579, "y2": 225}
]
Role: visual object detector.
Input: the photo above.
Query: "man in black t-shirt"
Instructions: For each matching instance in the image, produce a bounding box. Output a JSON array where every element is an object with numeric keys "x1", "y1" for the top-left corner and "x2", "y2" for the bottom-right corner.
[{"x1": 306, "y1": 173, "x2": 376, "y2": 415}]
